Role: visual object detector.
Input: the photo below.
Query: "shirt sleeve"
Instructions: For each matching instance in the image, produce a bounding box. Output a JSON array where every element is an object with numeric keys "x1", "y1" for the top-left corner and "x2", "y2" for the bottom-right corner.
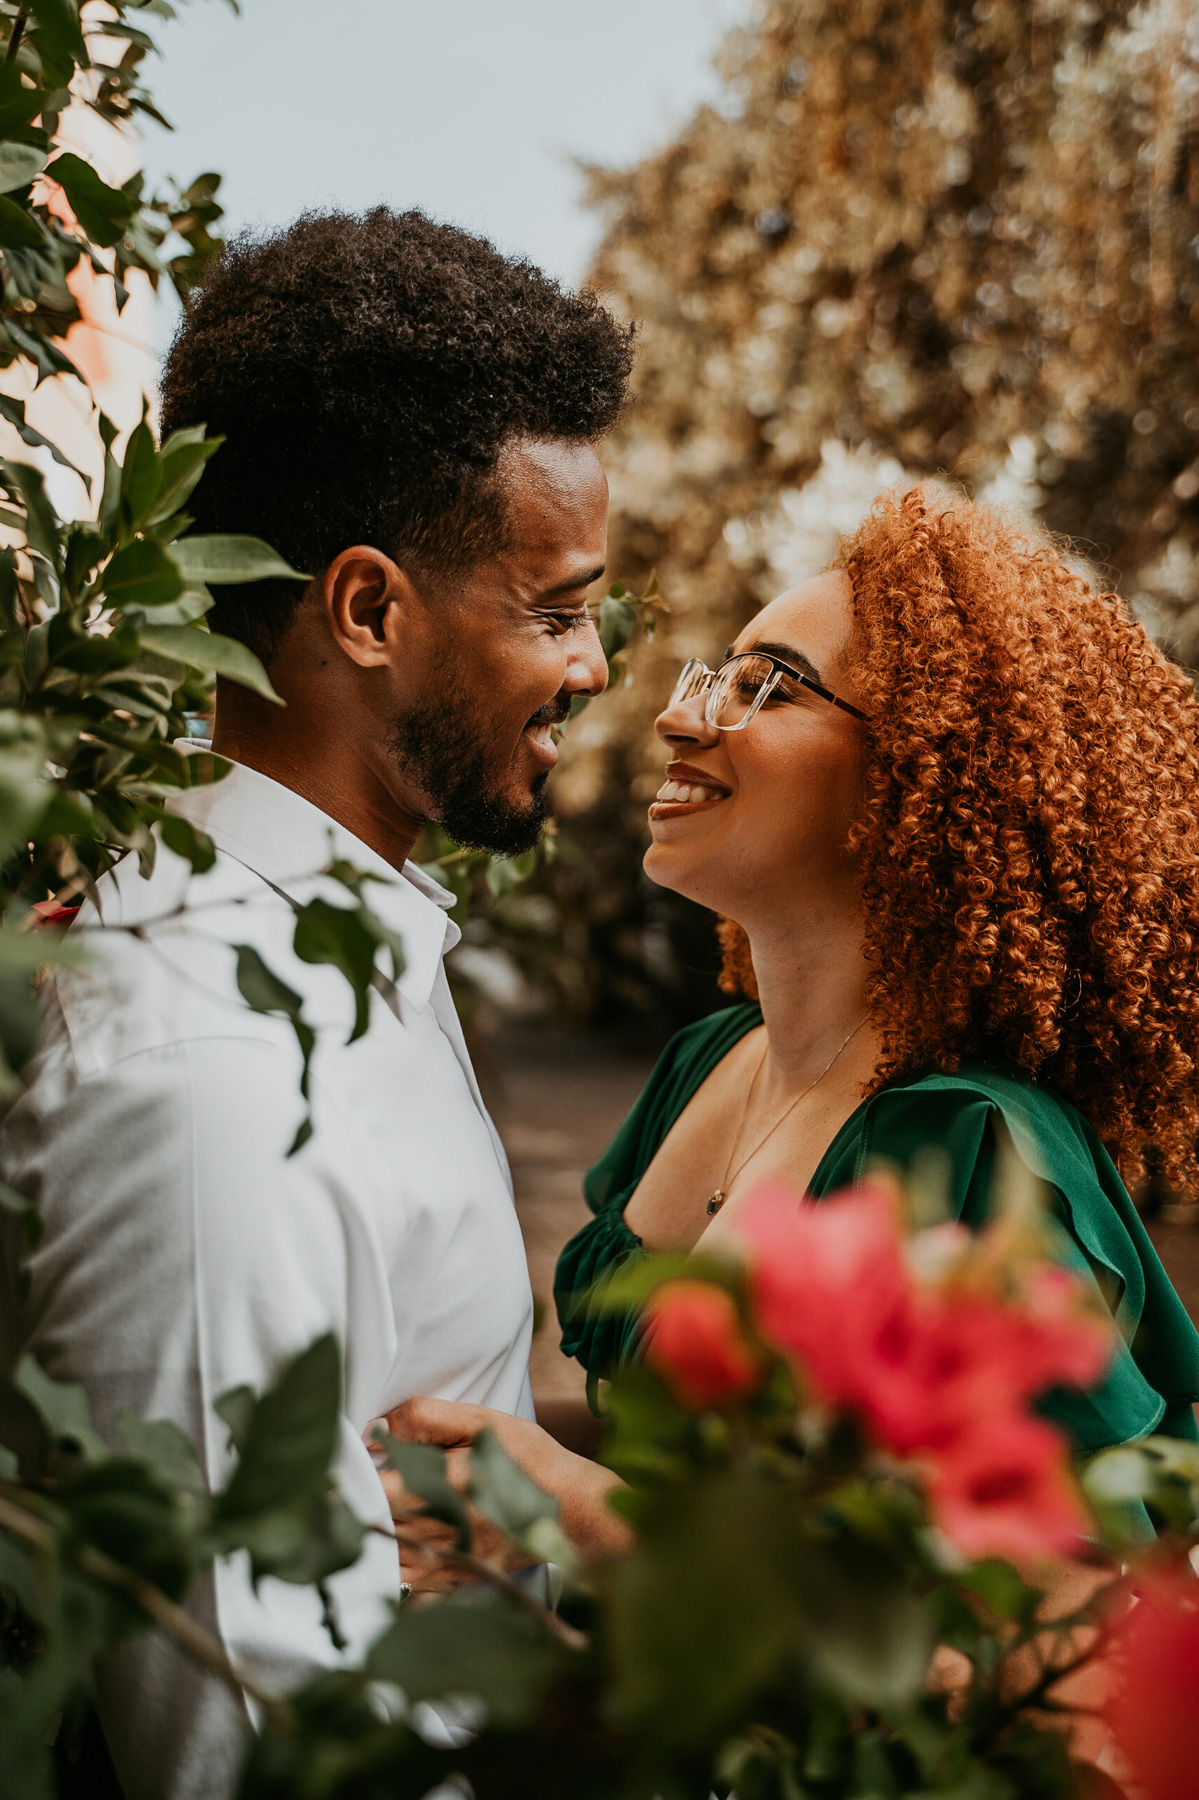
[{"x1": 0, "y1": 1025, "x2": 402, "y2": 1800}]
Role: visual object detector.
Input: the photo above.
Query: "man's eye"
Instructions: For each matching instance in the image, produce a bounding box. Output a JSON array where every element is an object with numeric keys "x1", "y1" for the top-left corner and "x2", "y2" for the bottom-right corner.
[{"x1": 545, "y1": 611, "x2": 587, "y2": 633}]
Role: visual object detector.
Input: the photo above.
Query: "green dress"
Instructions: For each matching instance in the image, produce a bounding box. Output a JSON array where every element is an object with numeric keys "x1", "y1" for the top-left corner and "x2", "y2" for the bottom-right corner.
[{"x1": 554, "y1": 1003, "x2": 1199, "y2": 1458}]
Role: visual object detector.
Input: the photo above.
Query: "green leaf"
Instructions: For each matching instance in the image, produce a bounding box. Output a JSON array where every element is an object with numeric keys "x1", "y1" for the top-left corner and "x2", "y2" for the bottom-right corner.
[
  {"x1": 797, "y1": 1542, "x2": 934, "y2": 1711},
  {"x1": 292, "y1": 897, "x2": 378, "y2": 1041},
  {"x1": 606, "y1": 1469, "x2": 807, "y2": 1746},
  {"x1": 15, "y1": 1353, "x2": 108, "y2": 1463},
  {"x1": 233, "y1": 944, "x2": 315, "y2": 1154},
  {"x1": 0, "y1": 195, "x2": 48, "y2": 249},
  {"x1": 209, "y1": 1346, "x2": 366, "y2": 1589},
  {"x1": 485, "y1": 848, "x2": 537, "y2": 900},
  {"x1": 137, "y1": 624, "x2": 282, "y2": 703},
  {"x1": 1083, "y1": 1434, "x2": 1199, "y2": 1538},
  {"x1": 367, "y1": 1589, "x2": 565, "y2": 1728},
  {"x1": 0, "y1": 144, "x2": 47, "y2": 194},
  {"x1": 0, "y1": 395, "x2": 84, "y2": 482},
  {"x1": 598, "y1": 591, "x2": 637, "y2": 663},
  {"x1": 170, "y1": 535, "x2": 308, "y2": 586},
  {"x1": 119, "y1": 417, "x2": 162, "y2": 527},
  {"x1": 956, "y1": 1559, "x2": 1041, "y2": 1626},
  {"x1": 115, "y1": 1410, "x2": 205, "y2": 1495},
  {"x1": 2, "y1": 461, "x2": 60, "y2": 572},
  {"x1": 214, "y1": 1335, "x2": 341, "y2": 1527},
  {"x1": 0, "y1": 65, "x2": 51, "y2": 139},
  {"x1": 373, "y1": 1433, "x2": 470, "y2": 1547},
  {"x1": 0, "y1": 714, "x2": 52, "y2": 857},
  {"x1": 102, "y1": 538, "x2": 185, "y2": 609},
  {"x1": 46, "y1": 152, "x2": 133, "y2": 248},
  {"x1": 158, "y1": 812, "x2": 216, "y2": 874},
  {"x1": 468, "y1": 1428, "x2": 558, "y2": 1542},
  {"x1": 59, "y1": 1459, "x2": 199, "y2": 1606},
  {"x1": 149, "y1": 427, "x2": 222, "y2": 524},
  {"x1": 234, "y1": 1489, "x2": 364, "y2": 1590},
  {"x1": 214, "y1": 1385, "x2": 257, "y2": 1456},
  {"x1": 28, "y1": 0, "x2": 86, "y2": 65},
  {"x1": 0, "y1": 1178, "x2": 42, "y2": 1247}
]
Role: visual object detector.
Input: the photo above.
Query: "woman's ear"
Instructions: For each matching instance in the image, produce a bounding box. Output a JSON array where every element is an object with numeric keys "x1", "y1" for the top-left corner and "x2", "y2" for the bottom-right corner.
[{"x1": 321, "y1": 544, "x2": 417, "y2": 669}]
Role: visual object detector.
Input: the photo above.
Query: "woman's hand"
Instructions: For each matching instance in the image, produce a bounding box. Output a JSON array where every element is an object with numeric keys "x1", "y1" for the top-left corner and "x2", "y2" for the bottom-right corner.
[{"x1": 381, "y1": 1396, "x2": 633, "y2": 1563}]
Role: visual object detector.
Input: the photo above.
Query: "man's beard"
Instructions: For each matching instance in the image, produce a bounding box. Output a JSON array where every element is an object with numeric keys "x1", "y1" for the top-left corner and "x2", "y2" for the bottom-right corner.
[{"x1": 389, "y1": 690, "x2": 556, "y2": 858}]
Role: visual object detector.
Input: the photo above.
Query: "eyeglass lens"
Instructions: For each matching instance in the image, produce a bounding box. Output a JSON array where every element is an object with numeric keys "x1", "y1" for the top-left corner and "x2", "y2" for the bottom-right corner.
[
  {"x1": 668, "y1": 654, "x2": 786, "y2": 729},
  {"x1": 708, "y1": 655, "x2": 782, "y2": 729},
  {"x1": 668, "y1": 658, "x2": 710, "y2": 709}
]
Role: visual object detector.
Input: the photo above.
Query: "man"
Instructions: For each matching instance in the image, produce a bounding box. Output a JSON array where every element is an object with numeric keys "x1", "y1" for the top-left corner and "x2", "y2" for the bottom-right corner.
[{"x1": 0, "y1": 208, "x2": 632, "y2": 1799}]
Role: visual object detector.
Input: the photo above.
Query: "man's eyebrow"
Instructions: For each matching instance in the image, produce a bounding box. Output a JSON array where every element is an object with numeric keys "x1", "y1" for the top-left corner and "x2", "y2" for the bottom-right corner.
[
  {"x1": 726, "y1": 638, "x2": 826, "y2": 686},
  {"x1": 540, "y1": 565, "x2": 607, "y2": 600}
]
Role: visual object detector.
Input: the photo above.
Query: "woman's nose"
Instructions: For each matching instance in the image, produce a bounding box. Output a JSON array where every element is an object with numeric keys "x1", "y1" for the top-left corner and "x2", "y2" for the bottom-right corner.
[{"x1": 654, "y1": 691, "x2": 720, "y2": 748}]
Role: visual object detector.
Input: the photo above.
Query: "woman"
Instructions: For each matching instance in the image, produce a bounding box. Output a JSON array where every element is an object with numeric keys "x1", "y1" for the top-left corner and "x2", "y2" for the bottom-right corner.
[{"x1": 389, "y1": 487, "x2": 1199, "y2": 1551}]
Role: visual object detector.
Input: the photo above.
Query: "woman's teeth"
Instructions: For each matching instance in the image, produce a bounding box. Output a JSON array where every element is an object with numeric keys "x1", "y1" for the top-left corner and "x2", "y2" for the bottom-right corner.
[{"x1": 656, "y1": 779, "x2": 722, "y2": 805}]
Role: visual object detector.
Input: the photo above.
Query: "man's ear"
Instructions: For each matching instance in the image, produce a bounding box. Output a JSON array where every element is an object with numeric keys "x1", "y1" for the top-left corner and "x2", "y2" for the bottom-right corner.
[{"x1": 322, "y1": 545, "x2": 417, "y2": 669}]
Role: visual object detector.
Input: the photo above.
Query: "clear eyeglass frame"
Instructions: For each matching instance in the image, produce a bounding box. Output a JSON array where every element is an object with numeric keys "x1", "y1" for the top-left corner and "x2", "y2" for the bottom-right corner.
[{"x1": 667, "y1": 652, "x2": 870, "y2": 730}]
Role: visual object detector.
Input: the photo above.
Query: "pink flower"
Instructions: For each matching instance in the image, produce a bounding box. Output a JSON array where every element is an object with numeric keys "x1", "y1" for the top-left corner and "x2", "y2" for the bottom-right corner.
[
  {"x1": 741, "y1": 1179, "x2": 913, "y2": 1412},
  {"x1": 1105, "y1": 1568, "x2": 1199, "y2": 1800},
  {"x1": 643, "y1": 1279, "x2": 762, "y2": 1411},
  {"x1": 854, "y1": 1293, "x2": 1015, "y2": 1453},
  {"x1": 858, "y1": 1288, "x2": 1111, "y2": 1455},
  {"x1": 927, "y1": 1414, "x2": 1091, "y2": 1563},
  {"x1": 739, "y1": 1181, "x2": 1113, "y2": 1458},
  {"x1": 1014, "y1": 1264, "x2": 1114, "y2": 1392}
]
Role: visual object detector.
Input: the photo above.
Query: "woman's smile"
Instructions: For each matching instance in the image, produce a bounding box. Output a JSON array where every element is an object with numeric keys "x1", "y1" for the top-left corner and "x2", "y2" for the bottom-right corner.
[{"x1": 649, "y1": 759, "x2": 732, "y2": 819}]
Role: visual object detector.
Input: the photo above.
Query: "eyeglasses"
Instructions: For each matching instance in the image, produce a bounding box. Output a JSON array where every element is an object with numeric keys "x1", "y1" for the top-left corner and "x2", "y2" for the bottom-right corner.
[{"x1": 667, "y1": 652, "x2": 870, "y2": 730}]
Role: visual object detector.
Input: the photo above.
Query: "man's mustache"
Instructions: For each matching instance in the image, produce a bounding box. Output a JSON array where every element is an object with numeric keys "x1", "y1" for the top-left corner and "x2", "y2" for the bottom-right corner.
[{"x1": 525, "y1": 698, "x2": 571, "y2": 728}]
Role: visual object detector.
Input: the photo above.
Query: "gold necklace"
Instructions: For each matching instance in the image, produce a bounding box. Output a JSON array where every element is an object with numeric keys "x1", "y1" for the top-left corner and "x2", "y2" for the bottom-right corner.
[{"x1": 705, "y1": 1018, "x2": 868, "y2": 1217}]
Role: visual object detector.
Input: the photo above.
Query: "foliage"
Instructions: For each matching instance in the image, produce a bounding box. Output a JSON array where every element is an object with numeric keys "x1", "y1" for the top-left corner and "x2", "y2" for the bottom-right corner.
[
  {"x1": 0, "y1": 0, "x2": 300, "y2": 1096},
  {"x1": 0, "y1": 1335, "x2": 370, "y2": 1797},
  {"x1": 5, "y1": 1162, "x2": 1190, "y2": 1798},
  {"x1": 0, "y1": 0, "x2": 231, "y2": 389}
]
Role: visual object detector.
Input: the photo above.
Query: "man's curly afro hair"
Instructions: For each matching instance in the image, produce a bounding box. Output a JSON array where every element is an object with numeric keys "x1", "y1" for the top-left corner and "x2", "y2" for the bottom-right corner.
[{"x1": 159, "y1": 207, "x2": 634, "y2": 661}]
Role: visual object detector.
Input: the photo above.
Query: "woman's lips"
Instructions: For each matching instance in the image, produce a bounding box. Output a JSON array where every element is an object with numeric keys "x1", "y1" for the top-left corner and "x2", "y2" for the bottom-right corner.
[{"x1": 649, "y1": 764, "x2": 731, "y2": 816}]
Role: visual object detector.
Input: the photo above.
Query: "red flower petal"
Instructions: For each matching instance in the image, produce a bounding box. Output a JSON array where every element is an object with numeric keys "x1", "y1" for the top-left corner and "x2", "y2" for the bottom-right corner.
[{"x1": 644, "y1": 1279, "x2": 761, "y2": 1411}]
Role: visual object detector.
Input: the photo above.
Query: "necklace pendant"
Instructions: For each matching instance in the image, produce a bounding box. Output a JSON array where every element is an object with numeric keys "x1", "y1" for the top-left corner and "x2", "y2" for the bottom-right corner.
[{"x1": 706, "y1": 1191, "x2": 725, "y2": 1217}]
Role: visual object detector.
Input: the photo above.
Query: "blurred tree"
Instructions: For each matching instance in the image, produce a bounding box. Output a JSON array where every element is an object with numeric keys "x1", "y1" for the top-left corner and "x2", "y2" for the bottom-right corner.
[{"x1": 551, "y1": 0, "x2": 1199, "y2": 1023}]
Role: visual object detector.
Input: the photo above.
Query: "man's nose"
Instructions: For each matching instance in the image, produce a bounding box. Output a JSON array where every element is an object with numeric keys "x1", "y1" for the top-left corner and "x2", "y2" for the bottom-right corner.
[
  {"x1": 563, "y1": 614, "x2": 609, "y2": 700},
  {"x1": 655, "y1": 690, "x2": 720, "y2": 748}
]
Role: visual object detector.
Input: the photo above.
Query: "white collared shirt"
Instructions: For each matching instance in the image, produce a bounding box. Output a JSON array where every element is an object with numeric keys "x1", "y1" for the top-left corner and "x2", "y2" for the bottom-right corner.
[{"x1": 0, "y1": 761, "x2": 535, "y2": 1800}]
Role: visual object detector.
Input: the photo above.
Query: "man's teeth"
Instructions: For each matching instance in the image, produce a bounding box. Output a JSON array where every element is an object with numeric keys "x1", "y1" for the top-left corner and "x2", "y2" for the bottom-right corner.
[{"x1": 656, "y1": 779, "x2": 723, "y2": 804}]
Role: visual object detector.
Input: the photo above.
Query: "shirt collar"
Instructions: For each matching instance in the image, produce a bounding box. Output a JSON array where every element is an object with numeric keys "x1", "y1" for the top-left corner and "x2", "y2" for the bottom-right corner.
[{"x1": 169, "y1": 753, "x2": 460, "y2": 1013}]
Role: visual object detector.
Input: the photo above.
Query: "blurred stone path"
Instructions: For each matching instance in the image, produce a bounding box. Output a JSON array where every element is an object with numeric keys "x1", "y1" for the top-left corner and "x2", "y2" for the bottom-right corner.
[{"x1": 486, "y1": 1031, "x2": 1199, "y2": 1409}]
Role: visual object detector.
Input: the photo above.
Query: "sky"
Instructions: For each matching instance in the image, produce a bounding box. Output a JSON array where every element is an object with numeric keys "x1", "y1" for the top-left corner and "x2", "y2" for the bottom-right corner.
[{"x1": 137, "y1": 0, "x2": 748, "y2": 350}]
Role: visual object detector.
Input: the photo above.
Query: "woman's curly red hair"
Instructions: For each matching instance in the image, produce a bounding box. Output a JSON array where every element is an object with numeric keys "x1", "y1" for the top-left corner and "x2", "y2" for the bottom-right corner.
[{"x1": 719, "y1": 486, "x2": 1199, "y2": 1194}]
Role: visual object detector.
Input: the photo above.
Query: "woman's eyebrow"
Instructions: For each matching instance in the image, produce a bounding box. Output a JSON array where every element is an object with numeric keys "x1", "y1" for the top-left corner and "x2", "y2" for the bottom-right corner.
[{"x1": 728, "y1": 638, "x2": 826, "y2": 687}]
